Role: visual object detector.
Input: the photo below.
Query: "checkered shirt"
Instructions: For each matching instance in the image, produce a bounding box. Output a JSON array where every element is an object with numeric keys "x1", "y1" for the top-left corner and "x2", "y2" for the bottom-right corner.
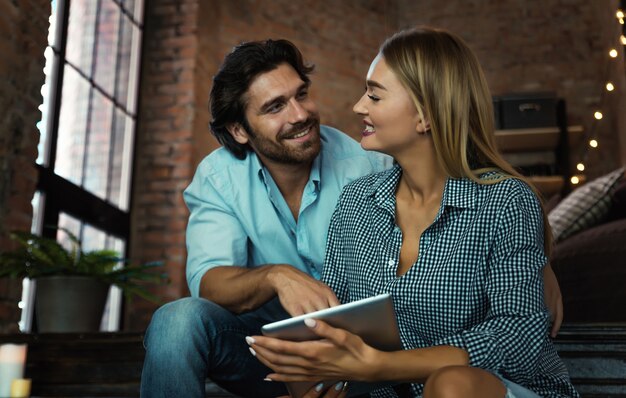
[{"x1": 322, "y1": 165, "x2": 579, "y2": 398}]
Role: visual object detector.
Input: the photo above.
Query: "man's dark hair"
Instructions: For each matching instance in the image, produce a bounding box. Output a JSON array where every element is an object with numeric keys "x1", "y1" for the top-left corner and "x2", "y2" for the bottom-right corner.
[{"x1": 209, "y1": 39, "x2": 315, "y2": 159}]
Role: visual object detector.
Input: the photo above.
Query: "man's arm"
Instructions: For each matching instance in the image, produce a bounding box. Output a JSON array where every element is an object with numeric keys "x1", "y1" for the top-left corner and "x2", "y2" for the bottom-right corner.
[{"x1": 200, "y1": 264, "x2": 339, "y2": 316}]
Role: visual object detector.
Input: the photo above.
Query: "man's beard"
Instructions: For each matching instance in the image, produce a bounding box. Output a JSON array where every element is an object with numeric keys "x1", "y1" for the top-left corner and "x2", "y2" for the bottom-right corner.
[{"x1": 245, "y1": 117, "x2": 321, "y2": 165}]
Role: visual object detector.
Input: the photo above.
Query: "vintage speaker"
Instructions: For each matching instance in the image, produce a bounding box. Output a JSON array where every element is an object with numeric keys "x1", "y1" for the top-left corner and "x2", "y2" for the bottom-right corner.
[{"x1": 495, "y1": 92, "x2": 558, "y2": 129}]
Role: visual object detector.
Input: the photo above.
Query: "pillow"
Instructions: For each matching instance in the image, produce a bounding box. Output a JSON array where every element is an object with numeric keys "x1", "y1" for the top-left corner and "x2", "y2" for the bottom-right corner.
[
  {"x1": 548, "y1": 167, "x2": 624, "y2": 242},
  {"x1": 606, "y1": 179, "x2": 626, "y2": 222}
]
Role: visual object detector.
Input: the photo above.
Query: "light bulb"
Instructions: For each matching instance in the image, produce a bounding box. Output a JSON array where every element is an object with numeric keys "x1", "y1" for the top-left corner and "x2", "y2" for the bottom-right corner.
[
  {"x1": 589, "y1": 139, "x2": 599, "y2": 148},
  {"x1": 609, "y1": 49, "x2": 619, "y2": 58},
  {"x1": 594, "y1": 111, "x2": 603, "y2": 120},
  {"x1": 621, "y1": 35, "x2": 626, "y2": 45},
  {"x1": 606, "y1": 82, "x2": 615, "y2": 91},
  {"x1": 576, "y1": 163, "x2": 585, "y2": 171},
  {"x1": 618, "y1": 10, "x2": 625, "y2": 19},
  {"x1": 570, "y1": 176, "x2": 580, "y2": 185}
]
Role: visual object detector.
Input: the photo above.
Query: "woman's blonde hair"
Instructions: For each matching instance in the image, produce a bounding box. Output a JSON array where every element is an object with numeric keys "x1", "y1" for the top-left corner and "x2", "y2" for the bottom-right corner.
[{"x1": 381, "y1": 26, "x2": 553, "y2": 255}]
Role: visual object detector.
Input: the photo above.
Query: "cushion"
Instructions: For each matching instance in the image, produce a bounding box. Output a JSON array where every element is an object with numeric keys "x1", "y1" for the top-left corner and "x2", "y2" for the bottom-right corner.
[
  {"x1": 606, "y1": 179, "x2": 626, "y2": 222},
  {"x1": 548, "y1": 167, "x2": 624, "y2": 242},
  {"x1": 551, "y1": 217, "x2": 626, "y2": 322}
]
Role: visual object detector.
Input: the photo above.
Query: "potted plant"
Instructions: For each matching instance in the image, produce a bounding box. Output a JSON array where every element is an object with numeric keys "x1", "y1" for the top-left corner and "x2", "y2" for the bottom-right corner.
[{"x1": 0, "y1": 228, "x2": 167, "y2": 332}]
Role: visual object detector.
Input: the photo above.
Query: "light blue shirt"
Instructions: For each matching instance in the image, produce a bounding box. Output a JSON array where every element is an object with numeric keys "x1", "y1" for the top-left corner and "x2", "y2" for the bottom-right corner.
[{"x1": 184, "y1": 125, "x2": 391, "y2": 297}]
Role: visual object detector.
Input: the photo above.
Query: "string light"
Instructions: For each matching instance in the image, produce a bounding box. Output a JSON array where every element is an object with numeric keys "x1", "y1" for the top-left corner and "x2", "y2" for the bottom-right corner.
[{"x1": 572, "y1": 8, "x2": 622, "y2": 189}]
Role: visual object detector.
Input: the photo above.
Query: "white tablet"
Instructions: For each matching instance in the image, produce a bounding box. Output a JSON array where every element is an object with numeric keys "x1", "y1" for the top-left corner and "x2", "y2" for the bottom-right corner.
[{"x1": 261, "y1": 293, "x2": 402, "y2": 397}]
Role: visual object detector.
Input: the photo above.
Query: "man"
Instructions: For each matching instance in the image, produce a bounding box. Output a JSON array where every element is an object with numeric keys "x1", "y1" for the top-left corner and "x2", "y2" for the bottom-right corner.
[
  {"x1": 140, "y1": 39, "x2": 562, "y2": 398},
  {"x1": 140, "y1": 39, "x2": 389, "y2": 398}
]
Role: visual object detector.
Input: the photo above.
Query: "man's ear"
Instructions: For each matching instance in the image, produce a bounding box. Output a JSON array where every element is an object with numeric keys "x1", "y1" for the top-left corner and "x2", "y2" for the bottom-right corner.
[{"x1": 226, "y1": 123, "x2": 249, "y2": 145}]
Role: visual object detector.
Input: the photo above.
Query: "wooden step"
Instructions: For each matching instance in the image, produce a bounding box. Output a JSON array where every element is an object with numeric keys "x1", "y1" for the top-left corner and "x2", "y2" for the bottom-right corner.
[
  {"x1": 555, "y1": 323, "x2": 626, "y2": 397},
  {"x1": 1, "y1": 324, "x2": 624, "y2": 397}
]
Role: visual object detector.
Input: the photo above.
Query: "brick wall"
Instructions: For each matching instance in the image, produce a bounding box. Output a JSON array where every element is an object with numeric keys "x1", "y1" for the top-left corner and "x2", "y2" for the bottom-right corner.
[
  {"x1": 1, "y1": 0, "x2": 624, "y2": 332},
  {"x1": 396, "y1": 0, "x2": 626, "y2": 178},
  {"x1": 0, "y1": 0, "x2": 50, "y2": 333},
  {"x1": 128, "y1": 0, "x2": 626, "y2": 331}
]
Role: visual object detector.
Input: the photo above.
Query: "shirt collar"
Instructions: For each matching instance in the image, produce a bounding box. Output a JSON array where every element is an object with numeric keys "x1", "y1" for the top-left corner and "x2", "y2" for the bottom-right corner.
[
  {"x1": 254, "y1": 150, "x2": 322, "y2": 190},
  {"x1": 369, "y1": 164, "x2": 478, "y2": 210}
]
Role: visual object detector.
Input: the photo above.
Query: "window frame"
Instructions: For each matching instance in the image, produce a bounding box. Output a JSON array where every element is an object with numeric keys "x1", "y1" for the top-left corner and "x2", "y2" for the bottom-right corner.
[{"x1": 21, "y1": 0, "x2": 144, "y2": 332}]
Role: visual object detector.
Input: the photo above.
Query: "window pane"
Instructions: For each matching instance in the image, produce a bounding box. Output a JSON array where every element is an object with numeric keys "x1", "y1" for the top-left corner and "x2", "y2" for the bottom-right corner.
[
  {"x1": 82, "y1": 222, "x2": 108, "y2": 252},
  {"x1": 55, "y1": 65, "x2": 90, "y2": 186},
  {"x1": 84, "y1": 90, "x2": 114, "y2": 200},
  {"x1": 94, "y1": 0, "x2": 121, "y2": 96},
  {"x1": 65, "y1": 0, "x2": 98, "y2": 77},
  {"x1": 115, "y1": 14, "x2": 139, "y2": 112},
  {"x1": 57, "y1": 213, "x2": 82, "y2": 251},
  {"x1": 108, "y1": 110, "x2": 130, "y2": 209},
  {"x1": 48, "y1": 0, "x2": 59, "y2": 50},
  {"x1": 122, "y1": 0, "x2": 143, "y2": 24}
]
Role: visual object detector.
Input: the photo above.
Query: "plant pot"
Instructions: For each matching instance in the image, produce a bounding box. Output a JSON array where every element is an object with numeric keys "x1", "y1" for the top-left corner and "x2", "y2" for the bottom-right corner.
[{"x1": 35, "y1": 276, "x2": 110, "y2": 333}]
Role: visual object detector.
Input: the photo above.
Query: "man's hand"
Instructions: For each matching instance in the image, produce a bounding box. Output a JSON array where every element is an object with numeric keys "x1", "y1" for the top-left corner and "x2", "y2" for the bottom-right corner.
[
  {"x1": 268, "y1": 265, "x2": 340, "y2": 316},
  {"x1": 543, "y1": 263, "x2": 563, "y2": 338}
]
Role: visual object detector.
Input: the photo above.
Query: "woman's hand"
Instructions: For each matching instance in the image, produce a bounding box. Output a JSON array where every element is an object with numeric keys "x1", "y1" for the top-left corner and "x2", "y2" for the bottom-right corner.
[{"x1": 247, "y1": 318, "x2": 382, "y2": 383}]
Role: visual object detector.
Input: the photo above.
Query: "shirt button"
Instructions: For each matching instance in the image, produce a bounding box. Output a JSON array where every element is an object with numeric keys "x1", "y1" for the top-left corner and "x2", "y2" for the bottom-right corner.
[{"x1": 387, "y1": 259, "x2": 395, "y2": 266}]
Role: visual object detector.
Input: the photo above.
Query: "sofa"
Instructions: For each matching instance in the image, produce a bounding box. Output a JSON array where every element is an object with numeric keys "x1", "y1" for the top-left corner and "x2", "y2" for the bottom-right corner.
[{"x1": 549, "y1": 168, "x2": 626, "y2": 323}]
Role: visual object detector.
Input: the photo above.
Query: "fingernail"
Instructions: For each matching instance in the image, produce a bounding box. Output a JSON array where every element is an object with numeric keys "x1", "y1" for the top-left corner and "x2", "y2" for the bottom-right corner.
[
  {"x1": 249, "y1": 347, "x2": 256, "y2": 356},
  {"x1": 314, "y1": 382, "x2": 324, "y2": 392},
  {"x1": 264, "y1": 377, "x2": 272, "y2": 382},
  {"x1": 335, "y1": 381, "x2": 344, "y2": 391},
  {"x1": 304, "y1": 318, "x2": 317, "y2": 328},
  {"x1": 245, "y1": 336, "x2": 255, "y2": 345}
]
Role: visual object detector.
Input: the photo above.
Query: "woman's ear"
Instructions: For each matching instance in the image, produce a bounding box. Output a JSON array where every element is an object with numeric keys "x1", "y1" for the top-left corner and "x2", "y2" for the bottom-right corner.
[
  {"x1": 227, "y1": 123, "x2": 249, "y2": 145},
  {"x1": 416, "y1": 117, "x2": 431, "y2": 135}
]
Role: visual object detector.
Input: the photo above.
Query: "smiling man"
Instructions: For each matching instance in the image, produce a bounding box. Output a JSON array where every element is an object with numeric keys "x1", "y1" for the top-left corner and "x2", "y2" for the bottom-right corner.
[{"x1": 139, "y1": 39, "x2": 390, "y2": 398}]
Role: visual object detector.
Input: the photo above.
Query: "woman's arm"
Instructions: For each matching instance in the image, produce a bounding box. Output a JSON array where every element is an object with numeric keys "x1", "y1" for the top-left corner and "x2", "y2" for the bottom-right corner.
[{"x1": 249, "y1": 318, "x2": 468, "y2": 383}]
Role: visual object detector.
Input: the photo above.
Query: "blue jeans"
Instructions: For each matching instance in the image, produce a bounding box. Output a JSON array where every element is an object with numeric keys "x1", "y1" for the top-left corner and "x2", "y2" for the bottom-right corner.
[{"x1": 140, "y1": 297, "x2": 290, "y2": 398}]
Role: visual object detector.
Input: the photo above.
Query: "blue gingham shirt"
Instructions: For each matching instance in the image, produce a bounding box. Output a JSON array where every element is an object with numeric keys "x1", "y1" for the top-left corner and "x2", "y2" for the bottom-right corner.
[
  {"x1": 184, "y1": 125, "x2": 390, "y2": 297},
  {"x1": 322, "y1": 165, "x2": 579, "y2": 398}
]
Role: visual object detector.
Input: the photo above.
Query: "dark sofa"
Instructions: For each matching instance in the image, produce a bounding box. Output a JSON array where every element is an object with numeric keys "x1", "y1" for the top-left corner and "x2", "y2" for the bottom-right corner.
[{"x1": 551, "y1": 175, "x2": 626, "y2": 323}]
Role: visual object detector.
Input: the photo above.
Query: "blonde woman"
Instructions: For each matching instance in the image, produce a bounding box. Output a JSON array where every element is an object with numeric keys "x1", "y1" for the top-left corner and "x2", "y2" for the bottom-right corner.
[{"x1": 247, "y1": 27, "x2": 578, "y2": 398}]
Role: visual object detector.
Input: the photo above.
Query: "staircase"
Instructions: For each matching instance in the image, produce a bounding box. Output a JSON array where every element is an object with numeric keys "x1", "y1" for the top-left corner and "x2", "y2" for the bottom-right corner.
[
  {"x1": 554, "y1": 323, "x2": 626, "y2": 397},
  {"x1": 1, "y1": 324, "x2": 624, "y2": 397}
]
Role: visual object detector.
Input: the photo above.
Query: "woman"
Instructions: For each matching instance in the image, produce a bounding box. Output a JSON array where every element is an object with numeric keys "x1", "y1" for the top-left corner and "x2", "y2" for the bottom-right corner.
[{"x1": 247, "y1": 27, "x2": 579, "y2": 398}]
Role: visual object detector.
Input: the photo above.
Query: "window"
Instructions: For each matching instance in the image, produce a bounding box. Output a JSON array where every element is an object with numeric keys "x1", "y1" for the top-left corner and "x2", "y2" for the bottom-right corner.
[{"x1": 20, "y1": 0, "x2": 144, "y2": 332}]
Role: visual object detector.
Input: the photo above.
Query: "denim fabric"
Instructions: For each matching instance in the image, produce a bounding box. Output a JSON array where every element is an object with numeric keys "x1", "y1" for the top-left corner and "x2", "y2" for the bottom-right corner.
[
  {"x1": 502, "y1": 378, "x2": 542, "y2": 398},
  {"x1": 140, "y1": 297, "x2": 290, "y2": 398}
]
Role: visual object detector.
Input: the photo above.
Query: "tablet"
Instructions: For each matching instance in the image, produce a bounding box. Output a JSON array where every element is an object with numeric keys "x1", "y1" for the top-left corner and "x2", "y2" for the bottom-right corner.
[{"x1": 261, "y1": 293, "x2": 402, "y2": 397}]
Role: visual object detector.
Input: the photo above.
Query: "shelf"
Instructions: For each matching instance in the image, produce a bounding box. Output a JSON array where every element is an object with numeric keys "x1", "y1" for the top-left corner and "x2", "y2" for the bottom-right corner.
[
  {"x1": 528, "y1": 175, "x2": 564, "y2": 198},
  {"x1": 495, "y1": 125, "x2": 583, "y2": 153}
]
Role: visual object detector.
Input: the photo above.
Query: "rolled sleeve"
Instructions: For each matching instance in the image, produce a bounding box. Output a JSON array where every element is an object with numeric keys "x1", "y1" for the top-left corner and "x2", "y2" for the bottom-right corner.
[
  {"x1": 184, "y1": 167, "x2": 248, "y2": 297},
  {"x1": 435, "y1": 186, "x2": 549, "y2": 383}
]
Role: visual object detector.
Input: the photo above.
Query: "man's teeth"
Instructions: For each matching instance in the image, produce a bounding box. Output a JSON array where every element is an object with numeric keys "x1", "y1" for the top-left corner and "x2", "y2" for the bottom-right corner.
[
  {"x1": 291, "y1": 127, "x2": 309, "y2": 139},
  {"x1": 364, "y1": 125, "x2": 375, "y2": 133}
]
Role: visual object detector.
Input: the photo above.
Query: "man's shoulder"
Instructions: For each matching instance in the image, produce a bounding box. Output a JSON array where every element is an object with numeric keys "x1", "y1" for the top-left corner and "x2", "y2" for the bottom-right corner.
[
  {"x1": 319, "y1": 125, "x2": 391, "y2": 170},
  {"x1": 188, "y1": 147, "x2": 257, "y2": 196},
  {"x1": 347, "y1": 166, "x2": 395, "y2": 190}
]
